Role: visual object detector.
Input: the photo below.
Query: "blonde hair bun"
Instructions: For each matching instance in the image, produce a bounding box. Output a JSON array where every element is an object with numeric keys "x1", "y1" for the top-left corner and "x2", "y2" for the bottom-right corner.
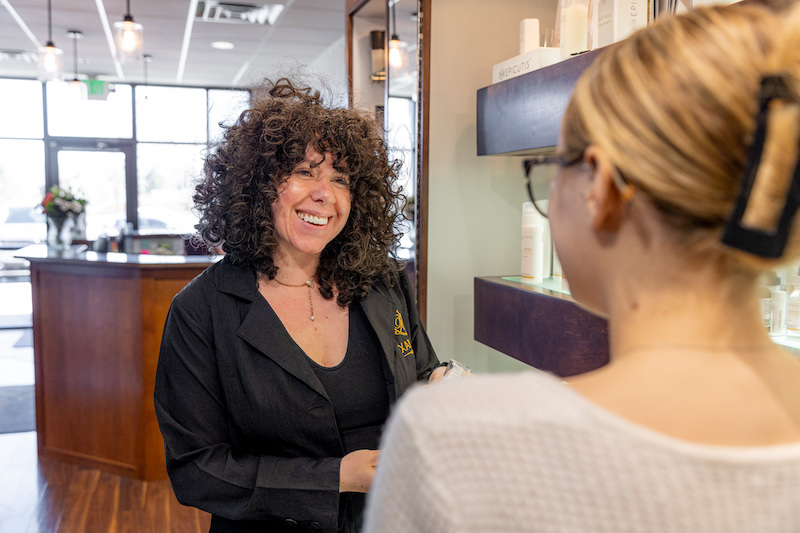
[{"x1": 561, "y1": 3, "x2": 800, "y2": 275}]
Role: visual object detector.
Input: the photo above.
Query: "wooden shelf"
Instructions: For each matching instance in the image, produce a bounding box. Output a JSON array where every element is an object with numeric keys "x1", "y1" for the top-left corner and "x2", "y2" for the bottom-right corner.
[
  {"x1": 474, "y1": 276, "x2": 609, "y2": 377},
  {"x1": 476, "y1": 49, "x2": 602, "y2": 156},
  {"x1": 475, "y1": 0, "x2": 785, "y2": 157}
]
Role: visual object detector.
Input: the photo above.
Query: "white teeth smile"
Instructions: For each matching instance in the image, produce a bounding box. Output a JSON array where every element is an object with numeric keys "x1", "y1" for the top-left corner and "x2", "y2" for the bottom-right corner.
[{"x1": 298, "y1": 212, "x2": 329, "y2": 226}]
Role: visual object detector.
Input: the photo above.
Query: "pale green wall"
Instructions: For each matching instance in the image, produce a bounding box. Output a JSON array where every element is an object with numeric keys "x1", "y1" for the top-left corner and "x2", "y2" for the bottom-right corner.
[{"x1": 426, "y1": 0, "x2": 558, "y2": 374}]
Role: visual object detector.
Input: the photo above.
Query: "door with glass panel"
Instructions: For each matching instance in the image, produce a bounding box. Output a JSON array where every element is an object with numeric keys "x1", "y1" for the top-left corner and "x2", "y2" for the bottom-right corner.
[{"x1": 47, "y1": 142, "x2": 132, "y2": 241}]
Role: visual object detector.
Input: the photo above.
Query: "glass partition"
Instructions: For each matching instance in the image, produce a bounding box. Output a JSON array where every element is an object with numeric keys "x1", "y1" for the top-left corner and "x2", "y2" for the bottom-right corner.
[
  {"x1": 349, "y1": 0, "x2": 387, "y2": 116},
  {"x1": 208, "y1": 89, "x2": 250, "y2": 143},
  {"x1": 0, "y1": 140, "x2": 46, "y2": 248},
  {"x1": 349, "y1": 0, "x2": 428, "y2": 310},
  {"x1": 0, "y1": 80, "x2": 44, "y2": 139},
  {"x1": 0, "y1": 79, "x2": 46, "y2": 316},
  {"x1": 47, "y1": 82, "x2": 133, "y2": 138},
  {"x1": 57, "y1": 150, "x2": 127, "y2": 240},
  {"x1": 135, "y1": 86, "x2": 207, "y2": 143},
  {"x1": 137, "y1": 143, "x2": 204, "y2": 235},
  {"x1": 1, "y1": 80, "x2": 250, "y2": 244},
  {"x1": 387, "y1": 96, "x2": 416, "y2": 261}
]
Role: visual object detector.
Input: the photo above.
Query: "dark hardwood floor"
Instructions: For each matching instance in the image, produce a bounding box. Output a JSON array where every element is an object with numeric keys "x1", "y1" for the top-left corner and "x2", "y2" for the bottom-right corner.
[{"x1": 0, "y1": 432, "x2": 211, "y2": 533}]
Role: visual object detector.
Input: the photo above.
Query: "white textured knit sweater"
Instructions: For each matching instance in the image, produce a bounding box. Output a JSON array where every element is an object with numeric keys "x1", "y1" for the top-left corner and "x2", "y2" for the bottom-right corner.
[{"x1": 363, "y1": 370, "x2": 800, "y2": 532}]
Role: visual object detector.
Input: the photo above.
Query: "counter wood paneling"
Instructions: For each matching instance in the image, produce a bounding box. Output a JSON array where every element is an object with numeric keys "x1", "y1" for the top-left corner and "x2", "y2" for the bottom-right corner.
[{"x1": 17, "y1": 245, "x2": 216, "y2": 480}]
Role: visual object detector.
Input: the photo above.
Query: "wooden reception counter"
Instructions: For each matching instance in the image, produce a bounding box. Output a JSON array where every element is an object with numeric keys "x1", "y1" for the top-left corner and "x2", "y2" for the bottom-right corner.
[{"x1": 16, "y1": 245, "x2": 217, "y2": 480}]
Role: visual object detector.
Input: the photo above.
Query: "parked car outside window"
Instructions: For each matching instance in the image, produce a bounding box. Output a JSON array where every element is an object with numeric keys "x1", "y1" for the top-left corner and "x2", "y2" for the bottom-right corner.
[
  {"x1": 0, "y1": 202, "x2": 46, "y2": 277},
  {"x1": 0, "y1": 203, "x2": 46, "y2": 249}
]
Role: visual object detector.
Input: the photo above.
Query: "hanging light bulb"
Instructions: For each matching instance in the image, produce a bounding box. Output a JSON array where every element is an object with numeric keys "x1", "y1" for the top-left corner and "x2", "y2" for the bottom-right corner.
[
  {"x1": 38, "y1": 0, "x2": 64, "y2": 81},
  {"x1": 389, "y1": 2, "x2": 410, "y2": 81},
  {"x1": 388, "y1": 36, "x2": 408, "y2": 70},
  {"x1": 67, "y1": 30, "x2": 87, "y2": 100},
  {"x1": 142, "y1": 54, "x2": 152, "y2": 102},
  {"x1": 38, "y1": 45, "x2": 64, "y2": 80},
  {"x1": 143, "y1": 54, "x2": 152, "y2": 84},
  {"x1": 114, "y1": 0, "x2": 144, "y2": 63}
]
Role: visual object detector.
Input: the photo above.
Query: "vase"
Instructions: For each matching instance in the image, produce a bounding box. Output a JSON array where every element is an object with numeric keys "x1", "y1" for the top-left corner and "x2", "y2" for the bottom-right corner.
[
  {"x1": 72, "y1": 211, "x2": 87, "y2": 241},
  {"x1": 47, "y1": 214, "x2": 75, "y2": 251}
]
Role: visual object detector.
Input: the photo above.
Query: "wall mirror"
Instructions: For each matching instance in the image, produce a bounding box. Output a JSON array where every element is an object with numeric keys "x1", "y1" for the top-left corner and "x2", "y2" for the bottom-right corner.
[{"x1": 347, "y1": 0, "x2": 430, "y2": 321}]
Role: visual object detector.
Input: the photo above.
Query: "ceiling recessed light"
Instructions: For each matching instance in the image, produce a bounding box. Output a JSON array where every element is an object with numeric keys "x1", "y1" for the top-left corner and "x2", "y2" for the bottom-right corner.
[{"x1": 211, "y1": 41, "x2": 235, "y2": 50}]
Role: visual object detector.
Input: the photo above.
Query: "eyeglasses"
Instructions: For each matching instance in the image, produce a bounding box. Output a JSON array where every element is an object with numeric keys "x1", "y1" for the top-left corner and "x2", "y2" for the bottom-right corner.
[
  {"x1": 522, "y1": 153, "x2": 584, "y2": 218},
  {"x1": 522, "y1": 152, "x2": 635, "y2": 218}
]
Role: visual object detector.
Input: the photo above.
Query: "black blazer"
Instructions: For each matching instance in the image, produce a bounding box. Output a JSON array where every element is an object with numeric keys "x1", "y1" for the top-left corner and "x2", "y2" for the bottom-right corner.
[{"x1": 154, "y1": 257, "x2": 439, "y2": 533}]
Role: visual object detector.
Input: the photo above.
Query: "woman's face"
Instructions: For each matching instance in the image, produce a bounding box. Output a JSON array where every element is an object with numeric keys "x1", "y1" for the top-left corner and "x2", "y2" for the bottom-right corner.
[
  {"x1": 272, "y1": 146, "x2": 351, "y2": 261},
  {"x1": 548, "y1": 138, "x2": 603, "y2": 314}
]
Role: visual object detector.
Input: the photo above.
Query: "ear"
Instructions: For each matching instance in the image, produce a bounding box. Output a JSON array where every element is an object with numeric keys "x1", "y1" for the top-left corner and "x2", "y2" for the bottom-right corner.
[{"x1": 583, "y1": 146, "x2": 625, "y2": 232}]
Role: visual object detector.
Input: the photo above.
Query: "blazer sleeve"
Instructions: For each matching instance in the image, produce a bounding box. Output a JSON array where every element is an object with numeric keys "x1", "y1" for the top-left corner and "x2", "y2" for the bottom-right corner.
[
  {"x1": 154, "y1": 295, "x2": 342, "y2": 532},
  {"x1": 398, "y1": 269, "x2": 440, "y2": 382}
]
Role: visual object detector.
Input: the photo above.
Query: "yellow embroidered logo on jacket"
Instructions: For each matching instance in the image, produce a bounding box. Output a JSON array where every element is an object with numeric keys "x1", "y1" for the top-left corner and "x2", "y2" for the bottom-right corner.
[
  {"x1": 394, "y1": 310, "x2": 408, "y2": 336},
  {"x1": 394, "y1": 310, "x2": 414, "y2": 357}
]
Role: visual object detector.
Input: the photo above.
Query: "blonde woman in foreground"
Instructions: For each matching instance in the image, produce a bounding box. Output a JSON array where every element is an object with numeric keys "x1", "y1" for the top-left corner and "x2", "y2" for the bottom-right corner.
[{"x1": 364, "y1": 4, "x2": 800, "y2": 532}]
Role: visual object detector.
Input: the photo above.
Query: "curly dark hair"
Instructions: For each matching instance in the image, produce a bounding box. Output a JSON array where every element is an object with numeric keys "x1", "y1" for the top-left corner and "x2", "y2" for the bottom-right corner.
[{"x1": 194, "y1": 78, "x2": 405, "y2": 307}]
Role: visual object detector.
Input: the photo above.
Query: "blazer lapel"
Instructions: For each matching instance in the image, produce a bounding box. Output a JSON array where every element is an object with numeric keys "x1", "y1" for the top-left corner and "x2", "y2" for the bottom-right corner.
[
  {"x1": 360, "y1": 286, "x2": 401, "y2": 371},
  {"x1": 237, "y1": 296, "x2": 329, "y2": 399},
  {"x1": 217, "y1": 259, "x2": 328, "y2": 399}
]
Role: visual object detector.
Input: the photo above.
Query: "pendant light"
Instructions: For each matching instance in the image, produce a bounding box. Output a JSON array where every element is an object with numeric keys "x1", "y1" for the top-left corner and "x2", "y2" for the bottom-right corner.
[
  {"x1": 114, "y1": 0, "x2": 144, "y2": 63},
  {"x1": 388, "y1": 2, "x2": 410, "y2": 81},
  {"x1": 37, "y1": 0, "x2": 64, "y2": 81},
  {"x1": 66, "y1": 30, "x2": 87, "y2": 99},
  {"x1": 143, "y1": 54, "x2": 152, "y2": 83},
  {"x1": 142, "y1": 54, "x2": 152, "y2": 102}
]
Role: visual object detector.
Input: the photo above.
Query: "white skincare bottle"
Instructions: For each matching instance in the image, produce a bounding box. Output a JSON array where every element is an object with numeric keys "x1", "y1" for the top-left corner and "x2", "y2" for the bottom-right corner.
[
  {"x1": 561, "y1": 0, "x2": 589, "y2": 59},
  {"x1": 520, "y1": 18, "x2": 540, "y2": 54},
  {"x1": 542, "y1": 216, "x2": 552, "y2": 279},
  {"x1": 553, "y1": 245, "x2": 566, "y2": 289},
  {"x1": 757, "y1": 274, "x2": 773, "y2": 332},
  {"x1": 769, "y1": 270, "x2": 787, "y2": 337},
  {"x1": 786, "y1": 269, "x2": 800, "y2": 338},
  {"x1": 521, "y1": 202, "x2": 544, "y2": 282}
]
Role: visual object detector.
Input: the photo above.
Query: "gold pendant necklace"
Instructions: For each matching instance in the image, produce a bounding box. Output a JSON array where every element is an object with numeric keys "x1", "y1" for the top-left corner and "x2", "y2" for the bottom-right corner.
[{"x1": 274, "y1": 278, "x2": 316, "y2": 321}]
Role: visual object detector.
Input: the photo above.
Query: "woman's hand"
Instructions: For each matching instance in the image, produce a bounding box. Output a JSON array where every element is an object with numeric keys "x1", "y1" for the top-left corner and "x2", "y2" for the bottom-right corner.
[
  {"x1": 428, "y1": 365, "x2": 447, "y2": 383},
  {"x1": 339, "y1": 449, "x2": 380, "y2": 493}
]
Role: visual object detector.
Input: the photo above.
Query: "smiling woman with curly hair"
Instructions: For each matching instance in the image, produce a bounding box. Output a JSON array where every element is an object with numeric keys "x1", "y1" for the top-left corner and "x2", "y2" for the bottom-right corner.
[
  {"x1": 155, "y1": 78, "x2": 443, "y2": 533},
  {"x1": 196, "y1": 78, "x2": 403, "y2": 306}
]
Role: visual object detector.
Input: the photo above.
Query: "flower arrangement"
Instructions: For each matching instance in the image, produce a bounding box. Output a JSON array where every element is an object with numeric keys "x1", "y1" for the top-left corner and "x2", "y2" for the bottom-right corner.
[
  {"x1": 40, "y1": 185, "x2": 87, "y2": 219},
  {"x1": 39, "y1": 186, "x2": 87, "y2": 250}
]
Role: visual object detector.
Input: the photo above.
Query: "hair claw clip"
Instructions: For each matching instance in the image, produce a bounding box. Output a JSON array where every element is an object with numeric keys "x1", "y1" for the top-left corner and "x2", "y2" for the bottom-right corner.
[{"x1": 721, "y1": 74, "x2": 800, "y2": 258}]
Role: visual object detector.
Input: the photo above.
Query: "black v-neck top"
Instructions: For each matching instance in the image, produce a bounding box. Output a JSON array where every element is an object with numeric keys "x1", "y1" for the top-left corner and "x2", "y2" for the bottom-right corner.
[
  {"x1": 305, "y1": 300, "x2": 390, "y2": 531},
  {"x1": 308, "y1": 300, "x2": 390, "y2": 454}
]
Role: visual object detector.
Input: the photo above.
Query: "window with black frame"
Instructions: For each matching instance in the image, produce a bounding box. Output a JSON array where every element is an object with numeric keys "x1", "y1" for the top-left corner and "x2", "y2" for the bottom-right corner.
[{"x1": 0, "y1": 77, "x2": 248, "y2": 281}]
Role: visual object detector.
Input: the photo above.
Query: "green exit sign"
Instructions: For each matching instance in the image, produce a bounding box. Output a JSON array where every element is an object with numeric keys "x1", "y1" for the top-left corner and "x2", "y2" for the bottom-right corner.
[{"x1": 83, "y1": 80, "x2": 112, "y2": 100}]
